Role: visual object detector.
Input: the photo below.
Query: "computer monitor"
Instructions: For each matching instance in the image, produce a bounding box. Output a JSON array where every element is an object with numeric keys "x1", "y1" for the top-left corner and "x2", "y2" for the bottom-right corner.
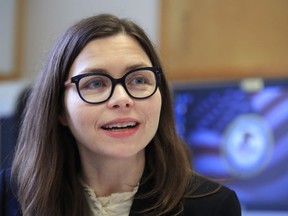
[{"x1": 172, "y1": 78, "x2": 288, "y2": 215}]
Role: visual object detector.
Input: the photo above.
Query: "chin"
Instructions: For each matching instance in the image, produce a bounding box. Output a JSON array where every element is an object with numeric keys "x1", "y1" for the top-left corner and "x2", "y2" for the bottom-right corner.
[{"x1": 106, "y1": 148, "x2": 145, "y2": 160}]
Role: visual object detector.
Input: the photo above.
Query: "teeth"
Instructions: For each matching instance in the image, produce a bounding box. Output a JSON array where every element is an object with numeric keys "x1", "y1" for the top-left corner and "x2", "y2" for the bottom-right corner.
[{"x1": 103, "y1": 122, "x2": 137, "y2": 130}]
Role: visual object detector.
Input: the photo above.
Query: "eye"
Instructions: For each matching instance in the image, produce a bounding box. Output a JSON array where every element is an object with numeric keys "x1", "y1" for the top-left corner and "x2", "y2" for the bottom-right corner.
[
  {"x1": 126, "y1": 70, "x2": 155, "y2": 87},
  {"x1": 132, "y1": 76, "x2": 147, "y2": 85},
  {"x1": 80, "y1": 76, "x2": 110, "y2": 90},
  {"x1": 86, "y1": 79, "x2": 103, "y2": 89}
]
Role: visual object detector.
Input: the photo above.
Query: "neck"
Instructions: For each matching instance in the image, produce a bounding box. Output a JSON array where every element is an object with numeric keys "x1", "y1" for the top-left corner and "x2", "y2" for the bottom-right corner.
[{"x1": 80, "y1": 152, "x2": 145, "y2": 197}]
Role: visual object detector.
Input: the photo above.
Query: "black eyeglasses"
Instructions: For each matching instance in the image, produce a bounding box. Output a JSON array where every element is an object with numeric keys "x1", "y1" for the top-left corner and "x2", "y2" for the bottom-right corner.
[{"x1": 65, "y1": 67, "x2": 162, "y2": 104}]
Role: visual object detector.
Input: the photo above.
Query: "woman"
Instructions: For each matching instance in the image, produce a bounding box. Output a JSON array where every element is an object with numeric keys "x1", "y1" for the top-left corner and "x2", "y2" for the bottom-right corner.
[{"x1": 0, "y1": 14, "x2": 241, "y2": 216}]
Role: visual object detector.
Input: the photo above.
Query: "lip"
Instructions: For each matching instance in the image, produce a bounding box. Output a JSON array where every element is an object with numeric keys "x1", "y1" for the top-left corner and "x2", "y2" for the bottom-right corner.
[
  {"x1": 101, "y1": 118, "x2": 140, "y2": 127},
  {"x1": 100, "y1": 118, "x2": 140, "y2": 138}
]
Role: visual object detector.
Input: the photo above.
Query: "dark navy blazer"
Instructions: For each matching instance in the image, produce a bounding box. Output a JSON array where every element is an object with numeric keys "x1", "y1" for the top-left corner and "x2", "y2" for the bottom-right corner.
[
  {"x1": 1, "y1": 169, "x2": 241, "y2": 216},
  {"x1": 0, "y1": 169, "x2": 21, "y2": 216}
]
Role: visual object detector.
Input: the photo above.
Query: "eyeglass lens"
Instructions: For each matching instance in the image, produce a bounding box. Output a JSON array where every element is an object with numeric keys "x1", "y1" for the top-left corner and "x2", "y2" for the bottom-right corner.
[{"x1": 77, "y1": 69, "x2": 158, "y2": 103}]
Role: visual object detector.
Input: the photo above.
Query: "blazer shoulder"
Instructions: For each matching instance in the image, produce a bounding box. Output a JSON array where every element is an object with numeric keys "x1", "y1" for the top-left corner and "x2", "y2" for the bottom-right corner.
[
  {"x1": 0, "y1": 169, "x2": 21, "y2": 216},
  {"x1": 182, "y1": 176, "x2": 242, "y2": 216},
  {"x1": 0, "y1": 169, "x2": 12, "y2": 194}
]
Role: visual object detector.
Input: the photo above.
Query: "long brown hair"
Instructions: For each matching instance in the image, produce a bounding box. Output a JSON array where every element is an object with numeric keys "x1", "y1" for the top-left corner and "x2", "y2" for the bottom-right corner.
[{"x1": 11, "y1": 14, "x2": 195, "y2": 216}]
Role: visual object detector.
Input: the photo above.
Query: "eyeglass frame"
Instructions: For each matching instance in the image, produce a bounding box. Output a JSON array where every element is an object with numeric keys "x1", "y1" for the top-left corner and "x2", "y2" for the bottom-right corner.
[{"x1": 65, "y1": 67, "x2": 162, "y2": 104}]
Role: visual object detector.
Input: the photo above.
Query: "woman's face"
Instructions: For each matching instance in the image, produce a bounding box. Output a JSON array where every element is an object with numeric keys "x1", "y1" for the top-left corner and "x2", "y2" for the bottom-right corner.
[{"x1": 61, "y1": 34, "x2": 162, "y2": 161}]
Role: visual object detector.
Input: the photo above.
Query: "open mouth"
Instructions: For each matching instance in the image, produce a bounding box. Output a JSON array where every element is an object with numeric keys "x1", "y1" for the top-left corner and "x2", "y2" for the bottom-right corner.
[{"x1": 101, "y1": 122, "x2": 138, "y2": 130}]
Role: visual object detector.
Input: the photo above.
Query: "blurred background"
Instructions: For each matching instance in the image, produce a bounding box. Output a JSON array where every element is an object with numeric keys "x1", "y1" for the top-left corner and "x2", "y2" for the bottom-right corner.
[{"x1": 0, "y1": 1, "x2": 287, "y2": 215}]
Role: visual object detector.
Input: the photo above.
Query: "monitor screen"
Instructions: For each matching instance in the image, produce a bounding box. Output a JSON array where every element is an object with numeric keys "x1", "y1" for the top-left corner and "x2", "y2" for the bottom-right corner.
[{"x1": 172, "y1": 78, "x2": 288, "y2": 213}]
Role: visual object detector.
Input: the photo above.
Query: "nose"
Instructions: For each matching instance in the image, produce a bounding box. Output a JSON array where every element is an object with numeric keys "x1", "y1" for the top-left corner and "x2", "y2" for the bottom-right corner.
[{"x1": 107, "y1": 84, "x2": 134, "y2": 109}]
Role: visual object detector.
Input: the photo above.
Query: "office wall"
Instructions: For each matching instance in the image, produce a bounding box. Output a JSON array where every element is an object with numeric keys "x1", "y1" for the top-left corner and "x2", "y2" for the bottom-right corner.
[
  {"x1": 23, "y1": 0, "x2": 160, "y2": 78},
  {"x1": 160, "y1": 0, "x2": 288, "y2": 80}
]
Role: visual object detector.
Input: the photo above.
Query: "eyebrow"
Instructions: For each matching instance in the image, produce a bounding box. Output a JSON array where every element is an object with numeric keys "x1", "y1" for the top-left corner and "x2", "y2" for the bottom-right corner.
[
  {"x1": 125, "y1": 63, "x2": 151, "y2": 71},
  {"x1": 78, "y1": 63, "x2": 151, "y2": 76}
]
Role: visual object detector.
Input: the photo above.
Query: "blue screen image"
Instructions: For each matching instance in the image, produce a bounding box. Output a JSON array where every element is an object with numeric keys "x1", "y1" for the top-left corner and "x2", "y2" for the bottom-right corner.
[{"x1": 172, "y1": 79, "x2": 288, "y2": 211}]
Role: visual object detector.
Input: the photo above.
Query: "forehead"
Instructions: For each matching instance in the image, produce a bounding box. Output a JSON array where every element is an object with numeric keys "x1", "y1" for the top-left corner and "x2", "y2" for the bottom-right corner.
[{"x1": 69, "y1": 34, "x2": 152, "y2": 77}]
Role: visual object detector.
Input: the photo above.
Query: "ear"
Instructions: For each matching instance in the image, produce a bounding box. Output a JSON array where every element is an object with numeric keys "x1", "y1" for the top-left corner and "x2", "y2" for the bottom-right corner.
[{"x1": 59, "y1": 111, "x2": 68, "y2": 126}]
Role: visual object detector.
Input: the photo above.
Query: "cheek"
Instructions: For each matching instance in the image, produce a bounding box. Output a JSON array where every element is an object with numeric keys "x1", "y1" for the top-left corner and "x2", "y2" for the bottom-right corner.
[
  {"x1": 64, "y1": 103, "x2": 102, "y2": 148},
  {"x1": 146, "y1": 91, "x2": 162, "y2": 126},
  {"x1": 65, "y1": 104, "x2": 86, "y2": 133},
  {"x1": 63, "y1": 91, "x2": 96, "y2": 134}
]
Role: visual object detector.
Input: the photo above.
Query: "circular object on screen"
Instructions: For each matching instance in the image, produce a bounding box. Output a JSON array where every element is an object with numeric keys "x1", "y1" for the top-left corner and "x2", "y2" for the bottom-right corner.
[{"x1": 222, "y1": 114, "x2": 274, "y2": 179}]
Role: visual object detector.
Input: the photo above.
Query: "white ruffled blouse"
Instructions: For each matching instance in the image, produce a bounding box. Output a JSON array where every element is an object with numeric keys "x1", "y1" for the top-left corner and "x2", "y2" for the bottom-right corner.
[{"x1": 81, "y1": 182, "x2": 139, "y2": 216}]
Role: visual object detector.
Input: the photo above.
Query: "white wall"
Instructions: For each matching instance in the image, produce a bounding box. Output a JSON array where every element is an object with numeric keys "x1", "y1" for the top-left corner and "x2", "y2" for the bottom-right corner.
[
  {"x1": 0, "y1": 0, "x2": 17, "y2": 73},
  {"x1": 0, "y1": 79, "x2": 30, "y2": 117},
  {"x1": 23, "y1": 0, "x2": 160, "y2": 78}
]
